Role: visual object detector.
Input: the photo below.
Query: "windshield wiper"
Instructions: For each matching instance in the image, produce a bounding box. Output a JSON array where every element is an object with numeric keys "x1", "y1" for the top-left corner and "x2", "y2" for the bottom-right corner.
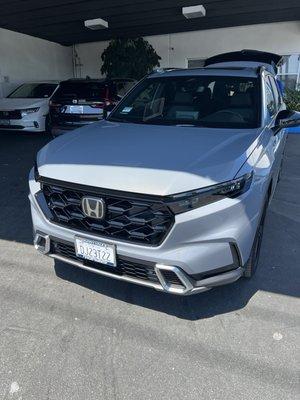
[
  {"x1": 176, "y1": 123, "x2": 197, "y2": 127},
  {"x1": 144, "y1": 119, "x2": 203, "y2": 127},
  {"x1": 109, "y1": 117, "x2": 203, "y2": 127}
]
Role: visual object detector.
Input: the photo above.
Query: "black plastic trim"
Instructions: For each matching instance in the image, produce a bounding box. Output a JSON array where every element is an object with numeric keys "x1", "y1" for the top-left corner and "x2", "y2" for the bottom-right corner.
[
  {"x1": 191, "y1": 264, "x2": 239, "y2": 281},
  {"x1": 37, "y1": 175, "x2": 167, "y2": 203},
  {"x1": 50, "y1": 238, "x2": 160, "y2": 283},
  {"x1": 0, "y1": 125, "x2": 24, "y2": 129},
  {"x1": 36, "y1": 177, "x2": 175, "y2": 247}
]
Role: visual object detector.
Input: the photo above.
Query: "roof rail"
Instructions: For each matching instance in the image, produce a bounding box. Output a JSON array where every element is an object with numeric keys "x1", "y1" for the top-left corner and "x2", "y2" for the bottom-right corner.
[
  {"x1": 150, "y1": 67, "x2": 185, "y2": 75},
  {"x1": 204, "y1": 66, "x2": 252, "y2": 71}
]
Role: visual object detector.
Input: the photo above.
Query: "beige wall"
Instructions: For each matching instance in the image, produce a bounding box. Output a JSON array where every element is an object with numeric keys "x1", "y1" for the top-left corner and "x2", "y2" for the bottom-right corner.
[
  {"x1": 0, "y1": 27, "x2": 73, "y2": 97},
  {"x1": 1, "y1": 20, "x2": 299, "y2": 96},
  {"x1": 75, "y1": 21, "x2": 300, "y2": 78}
]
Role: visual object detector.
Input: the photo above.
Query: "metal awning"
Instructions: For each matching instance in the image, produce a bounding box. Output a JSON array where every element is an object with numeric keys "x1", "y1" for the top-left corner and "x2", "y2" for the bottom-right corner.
[{"x1": 0, "y1": 0, "x2": 299, "y2": 46}]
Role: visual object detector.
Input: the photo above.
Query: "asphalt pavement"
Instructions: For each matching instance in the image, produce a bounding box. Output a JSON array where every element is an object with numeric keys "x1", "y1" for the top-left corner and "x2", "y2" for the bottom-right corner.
[{"x1": 0, "y1": 131, "x2": 299, "y2": 400}]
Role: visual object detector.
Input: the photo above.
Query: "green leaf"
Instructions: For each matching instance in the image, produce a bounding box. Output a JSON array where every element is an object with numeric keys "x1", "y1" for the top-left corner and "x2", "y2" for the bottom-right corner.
[
  {"x1": 284, "y1": 89, "x2": 300, "y2": 111},
  {"x1": 101, "y1": 37, "x2": 161, "y2": 80}
]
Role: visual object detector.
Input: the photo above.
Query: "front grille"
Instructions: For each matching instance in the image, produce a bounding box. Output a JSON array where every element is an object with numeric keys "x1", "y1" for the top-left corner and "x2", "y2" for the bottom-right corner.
[
  {"x1": 0, "y1": 125, "x2": 24, "y2": 129},
  {"x1": 41, "y1": 180, "x2": 174, "y2": 246},
  {"x1": 0, "y1": 110, "x2": 22, "y2": 119},
  {"x1": 52, "y1": 240, "x2": 159, "y2": 283}
]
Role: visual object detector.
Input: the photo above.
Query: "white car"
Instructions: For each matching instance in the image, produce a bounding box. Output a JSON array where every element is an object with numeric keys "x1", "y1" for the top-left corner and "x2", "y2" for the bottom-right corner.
[{"x1": 0, "y1": 82, "x2": 59, "y2": 133}]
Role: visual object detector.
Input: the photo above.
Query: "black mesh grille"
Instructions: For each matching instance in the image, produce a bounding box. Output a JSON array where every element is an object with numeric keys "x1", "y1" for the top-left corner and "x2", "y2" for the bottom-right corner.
[
  {"x1": 0, "y1": 110, "x2": 22, "y2": 119},
  {"x1": 160, "y1": 270, "x2": 183, "y2": 286},
  {"x1": 0, "y1": 125, "x2": 24, "y2": 129},
  {"x1": 42, "y1": 181, "x2": 174, "y2": 246},
  {"x1": 52, "y1": 240, "x2": 159, "y2": 283}
]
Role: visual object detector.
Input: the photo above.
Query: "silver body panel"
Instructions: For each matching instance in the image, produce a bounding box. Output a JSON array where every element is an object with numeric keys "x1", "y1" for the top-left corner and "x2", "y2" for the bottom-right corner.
[
  {"x1": 29, "y1": 67, "x2": 287, "y2": 294},
  {"x1": 37, "y1": 122, "x2": 261, "y2": 195}
]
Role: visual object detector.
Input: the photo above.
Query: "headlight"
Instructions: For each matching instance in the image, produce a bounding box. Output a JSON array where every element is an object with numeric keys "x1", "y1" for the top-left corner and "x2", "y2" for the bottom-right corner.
[
  {"x1": 21, "y1": 107, "x2": 40, "y2": 117},
  {"x1": 167, "y1": 172, "x2": 253, "y2": 214}
]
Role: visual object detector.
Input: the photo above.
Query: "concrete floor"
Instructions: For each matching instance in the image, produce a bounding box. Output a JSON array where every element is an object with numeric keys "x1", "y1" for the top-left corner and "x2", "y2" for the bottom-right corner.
[{"x1": 0, "y1": 131, "x2": 299, "y2": 400}]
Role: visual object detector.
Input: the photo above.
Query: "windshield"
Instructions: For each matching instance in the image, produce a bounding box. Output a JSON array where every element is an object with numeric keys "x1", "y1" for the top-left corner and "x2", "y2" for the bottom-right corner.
[
  {"x1": 8, "y1": 83, "x2": 57, "y2": 99},
  {"x1": 109, "y1": 75, "x2": 260, "y2": 128}
]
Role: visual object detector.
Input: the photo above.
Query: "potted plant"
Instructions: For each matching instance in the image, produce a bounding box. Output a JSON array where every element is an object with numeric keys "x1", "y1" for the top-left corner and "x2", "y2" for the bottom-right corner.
[{"x1": 101, "y1": 38, "x2": 161, "y2": 80}]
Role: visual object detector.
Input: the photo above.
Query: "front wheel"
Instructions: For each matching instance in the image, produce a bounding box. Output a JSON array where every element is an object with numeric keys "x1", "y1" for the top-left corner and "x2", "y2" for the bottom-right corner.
[
  {"x1": 45, "y1": 114, "x2": 52, "y2": 135},
  {"x1": 243, "y1": 199, "x2": 268, "y2": 278}
]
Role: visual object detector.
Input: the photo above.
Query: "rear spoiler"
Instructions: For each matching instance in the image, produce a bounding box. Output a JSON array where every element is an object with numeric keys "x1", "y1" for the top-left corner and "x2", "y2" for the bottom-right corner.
[{"x1": 204, "y1": 50, "x2": 284, "y2": 74}]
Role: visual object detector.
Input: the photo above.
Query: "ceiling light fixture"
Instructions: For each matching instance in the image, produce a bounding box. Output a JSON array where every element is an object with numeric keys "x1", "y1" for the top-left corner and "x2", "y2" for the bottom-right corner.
[
  {"x1": 84, "y1": 18, "x2": 108, "y2": 30},
  {"x1": 182, "y1": 5, "x2": 206, "y2": 19}
]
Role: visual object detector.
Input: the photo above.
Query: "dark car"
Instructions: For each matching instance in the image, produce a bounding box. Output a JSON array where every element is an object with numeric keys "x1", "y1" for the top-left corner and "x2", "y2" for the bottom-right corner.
[{"x1": 49, "y1": 78, "x2": 136, "y2": 136}]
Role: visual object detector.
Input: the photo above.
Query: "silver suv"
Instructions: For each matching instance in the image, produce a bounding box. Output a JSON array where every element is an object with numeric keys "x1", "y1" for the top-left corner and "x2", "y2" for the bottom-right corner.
[{"x1": 29, "y1": 50, "x2": 300, "y2": 295}]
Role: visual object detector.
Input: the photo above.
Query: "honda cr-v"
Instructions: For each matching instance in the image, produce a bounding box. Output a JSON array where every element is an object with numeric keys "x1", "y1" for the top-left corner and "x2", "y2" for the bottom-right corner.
[{"x1": 29, "y1": 50, "x2": 300, "y2": 295}]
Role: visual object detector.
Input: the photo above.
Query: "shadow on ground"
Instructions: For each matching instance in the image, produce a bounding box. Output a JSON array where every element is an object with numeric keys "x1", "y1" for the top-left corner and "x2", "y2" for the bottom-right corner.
[
  {"x1": 0, "y1": 132, "x2": 51, "y2": 244},
  {"x1": 1, "y1": 131, "x2": 299, "y2": 320},
  {"x1": 53, "y1": 196, "x2": 300, "y2": 320},
  {"x1": 54, "y1": 134, "x2": 300, "y2": 319}
]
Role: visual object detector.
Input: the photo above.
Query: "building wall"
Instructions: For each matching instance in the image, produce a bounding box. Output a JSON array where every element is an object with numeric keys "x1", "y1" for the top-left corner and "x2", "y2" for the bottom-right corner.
[
  {"x1": 1, "y1": 21, "x2": 299, "y2": 97},
  {"x1": 75, "y1": 21, "x2": 300, "y2": 78},
  {"x1": 0, "y1": 27, "x2": 73, "y2": 97}
]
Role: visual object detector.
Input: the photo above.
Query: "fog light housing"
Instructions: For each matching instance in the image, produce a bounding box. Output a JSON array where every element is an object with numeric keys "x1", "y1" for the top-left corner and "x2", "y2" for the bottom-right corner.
[{"x1": 34, "y1": 233, "x2": 50, "y2": 254}]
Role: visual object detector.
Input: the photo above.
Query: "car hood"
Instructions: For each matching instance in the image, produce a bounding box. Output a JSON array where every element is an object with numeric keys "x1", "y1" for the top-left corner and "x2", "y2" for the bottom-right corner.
[
  {"x1": 37, "y1": 121, "x2": 262, "y2": 196},
  {"x1": 0, "y1": 98, "x2": 48, "y2": 110}
]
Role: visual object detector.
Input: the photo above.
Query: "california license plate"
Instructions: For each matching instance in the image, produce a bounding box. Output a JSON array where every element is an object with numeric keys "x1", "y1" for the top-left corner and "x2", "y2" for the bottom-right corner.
[
  {"x1": 0, "y1": 119, "x2": 10, "y2": 125},
  {"x1": 75, "y1": 237, "x2": 116, "y2": 267},
  {"x1": 69, "y1": 105, "x2": 84, "y2": 114}
]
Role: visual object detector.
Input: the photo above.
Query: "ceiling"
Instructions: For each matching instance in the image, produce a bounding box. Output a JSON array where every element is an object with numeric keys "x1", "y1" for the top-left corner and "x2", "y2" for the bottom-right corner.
[{"x1": 0, "y1": 0, "x2": 299, "y2": 46}]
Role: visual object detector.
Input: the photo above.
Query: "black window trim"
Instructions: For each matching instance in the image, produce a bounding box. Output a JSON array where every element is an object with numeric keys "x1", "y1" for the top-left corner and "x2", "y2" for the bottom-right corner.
[{"x1": 263, "y1": 73, "x2": 277, "y2": 118}]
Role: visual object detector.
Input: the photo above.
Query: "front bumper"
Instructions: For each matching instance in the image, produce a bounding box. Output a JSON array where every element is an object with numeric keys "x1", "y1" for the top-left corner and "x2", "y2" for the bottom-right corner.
[
  {"x1": 34, "y1": 231, "x2": 243, "y2": 295},
  {"x1": 29, "y1": 169, "x2": 267, "y2": 295},
  {"x1": 0, "y1": 117, "x2": 44, "y2": 132},
  {"x1": 51, "y1": 118, "x2": 103, "y2": 136}
]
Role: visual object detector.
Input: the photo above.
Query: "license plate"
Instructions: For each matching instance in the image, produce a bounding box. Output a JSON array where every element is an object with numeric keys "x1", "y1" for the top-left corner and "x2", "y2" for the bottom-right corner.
[
  {"x1": 0, "y1": 119, "x2": 10, "y2": 125},
  {"x1": 75, "y1": 237, "x2": 116, "y2": 267},
  {"x1": 69, "y1": 105, "x2": 84, "y2": 114}
]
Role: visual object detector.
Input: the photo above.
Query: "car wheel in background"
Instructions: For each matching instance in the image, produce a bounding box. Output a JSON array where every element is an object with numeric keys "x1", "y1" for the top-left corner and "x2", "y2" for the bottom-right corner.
[{"x1": 45, "y1": 114, "x2": 52, "y2": 135}]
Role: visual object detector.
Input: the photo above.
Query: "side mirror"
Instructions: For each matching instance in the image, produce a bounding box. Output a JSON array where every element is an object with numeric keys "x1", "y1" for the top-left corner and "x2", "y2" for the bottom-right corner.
[{"x1": 273, "y1": 109, "x2": 300, "y2": 134}]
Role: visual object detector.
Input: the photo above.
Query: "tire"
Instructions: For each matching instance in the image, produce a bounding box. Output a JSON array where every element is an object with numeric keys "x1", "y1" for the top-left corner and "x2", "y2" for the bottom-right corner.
[
  {"x1": 277, "y1": 159, "x2": 283, "y2": 182},
  {"x1": 243, "y1": 198, "x2": 268, "y2": 278},
  {"x1": 45, "y1": 114, "x2": 52, "y2": 135}
]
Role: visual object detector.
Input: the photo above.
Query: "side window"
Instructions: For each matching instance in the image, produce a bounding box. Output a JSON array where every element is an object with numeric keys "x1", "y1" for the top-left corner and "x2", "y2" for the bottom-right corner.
[
  {"x1": 116, "y1": 80, "x2": 135, "y2": 97},
  {"x1": 264, "y1": 76, "x2": 276, "y2": 117},
  {"x1": 115, "y1": 81, "x2": 127, "y2": 98},
  {"x1": 133, "y1": 82, "x2": 159, "y2": 104},
  {"x1": 268, "y1": 76, "x2": 281, "y2": 111}
]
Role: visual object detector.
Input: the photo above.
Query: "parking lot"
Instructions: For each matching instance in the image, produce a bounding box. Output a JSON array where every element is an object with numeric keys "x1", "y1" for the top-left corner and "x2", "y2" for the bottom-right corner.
[{"x1": 0, "y1": 131, "x2": 299, "y2": 399}]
